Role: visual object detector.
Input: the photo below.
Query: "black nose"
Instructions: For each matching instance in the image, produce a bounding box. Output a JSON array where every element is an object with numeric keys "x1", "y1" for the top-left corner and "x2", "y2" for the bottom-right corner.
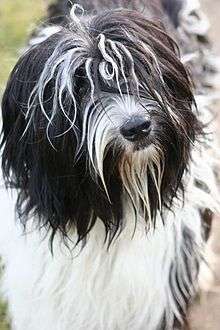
[{"x1": 120, "y1": 116, "x2": 151, "y2": 142}]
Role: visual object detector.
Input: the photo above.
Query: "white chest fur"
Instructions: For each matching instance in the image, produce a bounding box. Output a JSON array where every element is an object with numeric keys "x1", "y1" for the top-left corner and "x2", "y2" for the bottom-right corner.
[{"x1": 0, "y1": 192, "x2": 203, "y2": 330}]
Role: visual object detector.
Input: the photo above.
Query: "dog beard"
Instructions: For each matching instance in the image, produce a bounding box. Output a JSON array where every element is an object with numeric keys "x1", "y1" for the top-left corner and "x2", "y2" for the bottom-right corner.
[{"x1": 1, "y1": 6, "x2": 202, "y2": 245}]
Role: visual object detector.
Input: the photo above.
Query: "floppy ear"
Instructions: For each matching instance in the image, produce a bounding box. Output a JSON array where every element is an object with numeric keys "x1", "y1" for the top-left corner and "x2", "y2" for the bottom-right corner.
[{"x1": 0, "y1": 32, "x2": 95, "y2": 243}]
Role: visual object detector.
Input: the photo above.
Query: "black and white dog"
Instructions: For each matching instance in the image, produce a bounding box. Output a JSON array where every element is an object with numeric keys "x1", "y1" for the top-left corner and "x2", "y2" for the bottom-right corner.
[{"x1": 0, "y1": 0, "x2": 219, "y2": 329}]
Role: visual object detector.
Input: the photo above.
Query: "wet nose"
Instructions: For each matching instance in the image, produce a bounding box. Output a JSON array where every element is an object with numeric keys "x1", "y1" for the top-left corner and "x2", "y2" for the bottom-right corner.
[{"x1": 120, "y1": 116, "x2": 151, "y2": 142}]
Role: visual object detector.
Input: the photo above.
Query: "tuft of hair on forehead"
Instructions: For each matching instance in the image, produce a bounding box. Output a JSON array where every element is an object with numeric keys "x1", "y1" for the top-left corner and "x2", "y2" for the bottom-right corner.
[
  {"x1": 24, "y1": 7, "x2": 199, "y2": 141},
  {"x1": 1, "y1": 7, "x2": 202, "y2": 248}
]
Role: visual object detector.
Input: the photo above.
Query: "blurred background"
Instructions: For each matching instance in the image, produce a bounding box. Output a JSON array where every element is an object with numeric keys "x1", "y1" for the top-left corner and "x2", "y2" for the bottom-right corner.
[{"x1": 0, "y1": 1, "x2": 219, "y2": 329}]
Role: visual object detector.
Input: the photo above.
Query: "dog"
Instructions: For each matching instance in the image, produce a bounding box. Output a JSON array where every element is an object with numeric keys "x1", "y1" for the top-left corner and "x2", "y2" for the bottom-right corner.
[{"x1": 0, "y1": 0, "x2": 219, "y2": 329}]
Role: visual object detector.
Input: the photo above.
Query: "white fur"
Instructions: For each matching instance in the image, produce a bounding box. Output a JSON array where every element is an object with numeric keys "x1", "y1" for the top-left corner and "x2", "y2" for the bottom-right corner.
[
  {"x1": 1, "y1": 1, "x2": 220, "y2": 329},
  {"x1": 0, "y1": 188, "x2": 203, "y2": 330},
  {"x1": 26, "y1": 26, "x2": 61, "y2": 49},
  {"x1": 81, "y1": 95, "x2": 159, "y2": 198},
  {"x1": 179, "y1": 0, "x2": 210, "y2": 36},
  {"x1": 119, "y1": 146, "x2": 164, "y2": 221}
]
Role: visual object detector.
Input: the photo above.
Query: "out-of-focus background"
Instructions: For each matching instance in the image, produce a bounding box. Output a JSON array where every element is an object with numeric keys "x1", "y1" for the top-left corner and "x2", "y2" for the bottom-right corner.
[
  {"x1": 0, "y1": 1, "x2": 219, "y2": 329},
  {"x1": 188, "y1": 0, "x2": 220, "y2": 329},
  {"x1": 0, "y1": 1, "x2": 46, "y2": 91}
]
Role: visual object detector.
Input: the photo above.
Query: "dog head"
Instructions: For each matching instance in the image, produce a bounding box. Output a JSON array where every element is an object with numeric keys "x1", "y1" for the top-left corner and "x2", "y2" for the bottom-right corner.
[{"x1": 1, "y1": 8, "x2": 202, "y2": 245}]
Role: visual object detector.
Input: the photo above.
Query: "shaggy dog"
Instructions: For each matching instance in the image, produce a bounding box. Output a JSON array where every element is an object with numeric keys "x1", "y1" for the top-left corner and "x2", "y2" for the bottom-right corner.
[{"x1": 0, "y1": 0, "x2": 219, "y2": 329}]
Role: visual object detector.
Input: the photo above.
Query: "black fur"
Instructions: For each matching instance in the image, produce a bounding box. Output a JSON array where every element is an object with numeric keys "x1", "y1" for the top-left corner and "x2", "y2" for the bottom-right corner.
[
  {"x1": 48, "y1": 0, "x2": 184, "y2": 26},
  {"x1": 161, "y1": 0, "x2": 183, "y2": 27},
  {"x1": 1, "y1": 5, "x2": 202, "y2": 249},
  {"x1": 47, "y1": 0, "x2": 71, "y2": 25}
]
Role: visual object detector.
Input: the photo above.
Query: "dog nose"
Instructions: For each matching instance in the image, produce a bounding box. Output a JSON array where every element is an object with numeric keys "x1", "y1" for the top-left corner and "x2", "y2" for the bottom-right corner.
[{"x1": 120, "y1": 116, "x2": 151, "y2": 142}]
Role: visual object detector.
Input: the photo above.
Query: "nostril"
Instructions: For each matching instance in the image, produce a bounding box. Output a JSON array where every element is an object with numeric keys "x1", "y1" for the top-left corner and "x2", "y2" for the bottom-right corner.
[{"x1": 120, "y1": 116, "x2": 151, "y2": 141}]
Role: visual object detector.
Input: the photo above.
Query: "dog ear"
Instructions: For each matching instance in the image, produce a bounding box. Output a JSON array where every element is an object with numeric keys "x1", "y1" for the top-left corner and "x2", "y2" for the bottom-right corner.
[{"x1": 0, "y1": 32, "x2": 96, "y2": 244}]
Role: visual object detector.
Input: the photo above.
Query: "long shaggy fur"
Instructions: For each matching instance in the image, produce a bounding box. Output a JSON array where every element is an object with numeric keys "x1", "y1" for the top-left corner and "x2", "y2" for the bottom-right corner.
[
  {"x1": 0, "y1": 0, "x2": 220, "y2": 329},
  {"x1": 1, "y1": 5, "x2": 201, "y2": 245}
]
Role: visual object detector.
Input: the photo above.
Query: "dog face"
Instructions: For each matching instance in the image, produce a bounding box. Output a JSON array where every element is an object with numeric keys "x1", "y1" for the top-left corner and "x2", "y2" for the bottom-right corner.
[{"x1": 1, "y1": 9, "x2": 202, "y2": 245}]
